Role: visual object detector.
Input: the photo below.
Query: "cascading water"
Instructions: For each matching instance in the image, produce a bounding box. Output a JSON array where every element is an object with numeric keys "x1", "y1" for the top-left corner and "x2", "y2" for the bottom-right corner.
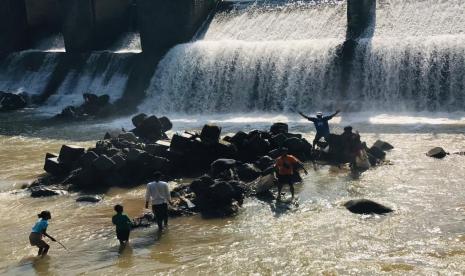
[
  {"x1": 142, "y1": 0, "x2": 347, "y2": 113},
  {"x1": 144, "y1": 0, "x2": 465, "y2": 113},
  {"x1": 348, "y1": 0, "x2": 465, "y2": 111}
]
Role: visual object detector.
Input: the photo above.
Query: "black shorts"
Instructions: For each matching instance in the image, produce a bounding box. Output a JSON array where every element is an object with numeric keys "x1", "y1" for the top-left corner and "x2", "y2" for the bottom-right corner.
[
  {"x1": 116, "y1": 229, "x2": 130, "y2": 242},
  {"x1": 277, "y1": 174, "x2": 294, "y2": 185}
]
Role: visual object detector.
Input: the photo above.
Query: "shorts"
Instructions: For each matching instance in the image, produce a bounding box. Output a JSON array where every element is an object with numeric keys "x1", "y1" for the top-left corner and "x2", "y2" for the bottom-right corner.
[
  {"x1": 277, "y1": 174, "x2": 294, "y2": 185},
  {"x1": 116, "y1": 229, "x2": 130, "y2": 242},
  {"x1": 29, "y1": 232, "x2": 48, "y2": 248}
]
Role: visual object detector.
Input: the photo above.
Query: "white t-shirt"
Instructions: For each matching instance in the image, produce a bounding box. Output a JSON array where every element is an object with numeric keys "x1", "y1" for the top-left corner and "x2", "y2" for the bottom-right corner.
[{"x1": 145, "y1": 181, "x2": 171, "y2": 205}]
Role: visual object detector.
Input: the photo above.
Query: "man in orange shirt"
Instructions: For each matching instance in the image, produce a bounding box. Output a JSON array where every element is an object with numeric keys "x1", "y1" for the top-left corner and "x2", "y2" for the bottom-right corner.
[{"x1": 275, "y1": 148, "x2": 308, "y2": 201}]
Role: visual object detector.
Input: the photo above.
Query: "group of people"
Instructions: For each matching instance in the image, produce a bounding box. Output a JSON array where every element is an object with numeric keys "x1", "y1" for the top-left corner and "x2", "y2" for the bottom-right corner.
[{"x1": 29, "y1": 110, "x2": 355, "y2": 254}]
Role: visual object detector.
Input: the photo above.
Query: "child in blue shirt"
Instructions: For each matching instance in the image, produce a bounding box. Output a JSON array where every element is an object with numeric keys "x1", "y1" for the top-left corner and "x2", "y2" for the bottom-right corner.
[{"x1": 29, "y1": 211, "x2": 56, "y2": 257}]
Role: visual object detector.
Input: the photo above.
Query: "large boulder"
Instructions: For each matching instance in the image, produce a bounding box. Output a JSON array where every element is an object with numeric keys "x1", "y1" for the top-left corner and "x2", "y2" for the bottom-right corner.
[
  {"x1": 270, "y1": 122, "x2": 288, "y2": 135},
  {"x1": 44, "y1": 157, "x2": 66, "y2": 176},
  {"x1": 79, "y1": 151, "x2": 99, "y2": 168},
  {"x1": 159, "y1": 116, "x2": 173, "y2": 132},
  {"x1": 118, "y1": 132, "x2": 138, "y2": 143},
  {"x1": 344, "y1": 199, "x2": 393, "y2": 215},
  {"x1": 200, "y1": 124, "x2": 221, "y2": 144},
  {"x1": 270, "y1": 133, "x2": 287, "y2": 148},
  {"x1": 111, "y1": 154, "x2": 127, "y2": 170},
  {"x1": 210, "y1": 159, "x2": 237, "y2": 177},
  {"x1": 58, "y1": 145, "x2": 85, "y2": 166},
  {"x1": 135, "y1": 115, "x2": 163, "y2": 141},
  {"x1": 0, "y1": 92, "x2": 28, "y2": 111},
  {"x1": 131, "y1": 113, "x2": 147, "y2": 128},
  {"x1": 372, "y1": 140, "x2": 394, "y2": 151},
  {"x1": 367, "y1": 146, "x2": 386, "y2": 160},
  {"x1": 426, "y1": 147, "x2": 448, "y2": 159},
  {"x1": 92, "y1": 154, "x2": 115, "y2": 171},
  {"x1": 236, "y1": 163, "x2": 262, "y2": 182},
  {"x1": 254, "y1": 156, "x2": 274, "y2": 171},
  {"x1": 254, "y1": 174, "x2": 277, "y2": 194}
]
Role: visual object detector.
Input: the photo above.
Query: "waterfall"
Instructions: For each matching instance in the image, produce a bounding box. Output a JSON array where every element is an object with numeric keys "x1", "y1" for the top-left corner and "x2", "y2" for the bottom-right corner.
[{"x1": 142, "y1": 1, "x2": 347, "y2": 114}]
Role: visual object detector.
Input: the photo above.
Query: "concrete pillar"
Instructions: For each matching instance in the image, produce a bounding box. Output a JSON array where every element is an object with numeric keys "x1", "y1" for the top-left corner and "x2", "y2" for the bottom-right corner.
[
  {"x1": 347, "y1": 0, "x2": 376, "y2": 40},
  {"x1": 0, "y1": 0, "x2": 28, "y2": 56},
  {"x1": 61, "y1": 0, "x2": 132, "y2": 53},
  {"x1": 137, "y1": 0, "x2": 218, "y2": 54}
]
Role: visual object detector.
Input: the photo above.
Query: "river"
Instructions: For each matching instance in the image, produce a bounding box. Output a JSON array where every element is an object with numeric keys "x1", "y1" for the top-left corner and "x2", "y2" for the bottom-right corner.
[{"x1": 0, "y1": 112, "x2": 464, "y2": 275}]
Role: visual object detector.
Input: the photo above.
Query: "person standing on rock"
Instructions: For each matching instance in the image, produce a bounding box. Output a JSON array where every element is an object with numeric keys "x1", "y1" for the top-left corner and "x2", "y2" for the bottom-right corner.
[
  {"x1": 145, "y1": 172, "x2": 171, "y2": 233},
  {"x1": 29, "y1": 211, "x2": 56, "y2": 257},
  {"x1": 298, "y1": 110, "x2": 340, "y2": 149},
  {"x1": 275, "y1": 148, "x2": 308, "y2": 201}
]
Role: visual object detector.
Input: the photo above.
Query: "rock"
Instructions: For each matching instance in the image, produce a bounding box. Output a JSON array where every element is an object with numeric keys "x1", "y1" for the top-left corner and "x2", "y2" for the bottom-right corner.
[
  {"x1": 92, "y1": 154, "x2": 115, "y2": 171},
  {"x1": 58, "y1": 145, "x2": 85, "y2": 166},
  {"x1": 136, "y1": 115, "x2": 163, "y2": 140},
  {"x1": 118, "y1": 132, "x2": 138, "y2": 143},
  {"x1": 254, "y1": 156, "x2": 274, "y2": 171},
  {"x1": 270, "y1": 133, "x2": 287, "y2": 148},
  {"x1": 254, "y1": 174, "x2": 277, "y2": 194},
  {"x1": 44, "y1": 157, "x2": 66, "y2": 176},
  {"x1": 210, "y1": 159, "x2": 237, "y2": 176},
  {"x1": 426, "y1": 147, "x2": 448, "y2": 159},
  {"x1": 246, "y1": 135, "x2": 270, "y2": 157},
  {"x1": 127, "y1": 148, "x2": 145, "y2": 162},
  {"x1": 372, "y1": 140, "x2": 394, "y2": 151},
  {"x1": 76, "y1": 195, "x2": 102, "y2": 203},
  {"x1": 190, "y1": 175, "x2": 215, "y2": 195},
  {"x1": 102, "y1": 172, "x2": 126, "y2": 187},
  {"x1": 230, "y1": 131, "x2": 248, "y2": 147},
  {"x1": 0, "y1": 92, "x2": 27, "y2": 111},
  {"x1": 145, "y1": 143, "x2": 168, "y2": 156},
  {"x1": 45, "y1": 152, "x2": 57, "y2": 161},
  {"x1": 111, "y1": 154, "x2": 127, "y2": 170},
  {"x1": 270, "y1": 122, "x2": 288, "y2": 135},
  {"x1": 367, "y1": 146, "x2": 386, "y2": 160},
  {"x1": 200, "y1": 124, "x2": 221, "y2": 144},
  {"x1": 284, "y1": 137, "x2": 306, "y2": 155},
  {"x1": 344, "y1": 199, "x2": 393, "y2": 215},
  {"x1": 268, "y1": 148, "x2": 281, "y2": 159},
  {"x1": 30, "y1": 186, "x2": 65, "y2": 198},
  {"x1": 236, "y1": 163, "x2": 261, "y2": 182},
  {"x1": 131, "y1": 113, "x2": 147, "y2": 128},
  {"x1": 170, "y1": 133, "x2": 195, "y2": 152},
  {"x1": 97, "y1": 94, "x2": 110, "y2": 106},
  {"x1": 159, "y1": 116, "x2": 173, "y2": 132},
  {"x1": 79, "y1": 151, "x2": 99, "y2": 168}
]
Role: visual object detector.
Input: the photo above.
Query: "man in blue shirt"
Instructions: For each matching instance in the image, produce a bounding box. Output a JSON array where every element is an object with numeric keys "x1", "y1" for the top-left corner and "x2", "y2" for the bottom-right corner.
[{"x1": 299, "y1": 110, "x2": 340, "y2": 148}]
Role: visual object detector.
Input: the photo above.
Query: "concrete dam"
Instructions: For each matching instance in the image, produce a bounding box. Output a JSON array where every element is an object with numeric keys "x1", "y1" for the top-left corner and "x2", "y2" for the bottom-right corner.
[{"x1": 2, "y1": 0, "x2": 463, "y2": 114}]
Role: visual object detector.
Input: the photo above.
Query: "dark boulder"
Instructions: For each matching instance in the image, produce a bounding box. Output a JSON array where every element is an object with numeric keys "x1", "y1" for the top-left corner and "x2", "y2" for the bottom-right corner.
[
  {"x1": 0, "y1": 92, "x2": 28, "y2": 111},
  {"x1": 145, "y1": 143, "x2": 169, "y2": 156},
  {"x1": 44, "y1": 157, "x2": 67, "y2": 176},
  {"x1": 118, "y1": 132, "x2": 138, "y2": 143},
  {"x1": 344, "y1": 199, "x2": 393, "y2": 215},
  {"x1": 230, "y1": 131, "x2": 248, "y2": 147},
  {"x1": 159, "y1": 116, "x2": 173, "y2": 132},
  {"x1": 284, "y1": 137, "x2": 306, "y2": 155},
  {"x1": 270, "y1": 133, "x2": 287, "y2": 148},
  {"x1": 111, "y1": 154, "x2": 127, "y2": 170},
  {"x1": 76, "y1": 195, "x2": 102, "y2": 203},
  {"x1": 30, "y1": 186, "x2": 65, "y2": 198},
  {"x1": 58, "y1": 145, "x2": 85, "y2": 166},
  {"x1": 367, "y1": 146, "x2": 386, "y2": 160},
  {"x1": 79, "y1": 151, "x2": 99, "y2": 168},
  {"x1": 372, "y1": 140, "x2": 394, "y2": 151},
  {"x1": 200, "y1": 124, "x2": 221, "y2": 144},
  {"x1": 210, "y1": 159, "x2": 237, "y2": 177},
  {"x1": 135, "y1": 115, "x2": 163, "y2": 141},
  {"x1": 426, "y1": 147, "x2": 448, "y2": 159},
  {"x1": 131, "y1": 113, "x2": 147, "y2": 128},
  {"x1": 92, "y1": 154, "x2": 115, "y2": 171},
  {"x1": 236, "y1": 163, "x2": 261, "y2": 182},
  {"x1": 254, "y1": 156, "x2": 274, "y2": 171},
  {"x1": 270, "y1": 122, "x2": 288, "y2": 135}
]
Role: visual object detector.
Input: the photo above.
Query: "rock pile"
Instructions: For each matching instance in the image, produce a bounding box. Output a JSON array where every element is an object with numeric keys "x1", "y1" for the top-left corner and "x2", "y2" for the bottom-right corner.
[
  {"x1": 54, "y1": 93, "x2": 115, "y2": 121},
  {"x1": 0, "y1": 91, "x2": 28, "y2": 112},
  {"x1": 31, "y1": 114, "x2": 393, "y2": 217}
]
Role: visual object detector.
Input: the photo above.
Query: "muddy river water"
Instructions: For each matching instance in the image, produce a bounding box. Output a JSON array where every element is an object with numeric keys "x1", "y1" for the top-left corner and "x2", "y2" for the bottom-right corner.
[{"x1": 0, "y1": 113, "x2": 464, "y2": 275}]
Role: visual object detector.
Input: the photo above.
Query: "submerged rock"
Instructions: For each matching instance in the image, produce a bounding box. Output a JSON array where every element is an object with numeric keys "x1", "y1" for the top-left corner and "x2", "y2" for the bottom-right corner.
[
  {"x1": 0, "y1": 91, "x2": 28, "y2": 111},
  {"x1": 426, "y1": 147, "x2": 448, "y2": 159},
  {"x1": 76, "y1": 195, "x2": 103, "y2": 203},
  {"x1": 372, "y1": 140, "x2": 394, "y2": 151},
  {"x1": 344, "y1": 199, "x2": 393, "y2": 215},
  {"x1": 30, "y1": 186, "x2": 66, "y2": 198}
]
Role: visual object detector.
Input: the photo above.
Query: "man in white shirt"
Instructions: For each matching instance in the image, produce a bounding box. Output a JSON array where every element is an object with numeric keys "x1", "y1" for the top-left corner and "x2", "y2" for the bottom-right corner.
[{"x1": 145, "y1": 172, "x2": 171, "y2": 232}]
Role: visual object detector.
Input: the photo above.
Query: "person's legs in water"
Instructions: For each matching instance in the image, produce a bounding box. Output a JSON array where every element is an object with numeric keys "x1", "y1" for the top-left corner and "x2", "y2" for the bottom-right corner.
[
  {"x1": 153, "y1": 204, "x2": 163, "y2": 232},
  {"x1": 162, "y1": 203, "x2": 168, "y2": 228},
  {"x1": 38, "y1": 247, "x2": 44, "y2": 256},
  {"x1": 289, "y1": 182, "x2": 295, "y2": 199},
  {"x1": 276, "y1": 179, "x2": 283, "y2": 201},
  {"x1": 41, "y1": 243, "x2": 50, "y2": 257},
  {"x1": 313, "y1": 133, "x2": 323, "y2": 149}
]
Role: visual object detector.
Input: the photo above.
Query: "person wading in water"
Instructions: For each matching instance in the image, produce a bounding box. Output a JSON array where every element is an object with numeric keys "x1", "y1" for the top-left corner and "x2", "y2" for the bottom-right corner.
[
  {"x1": 298, "y1": 110, "x2": 340, "y2": 149},
  {"x1": 275, "y1": 148, "x2": 308, "y2": 201},
  {"x1": 29, "y1": 211, "x2": 56, "y2": 257},
  {"x1": 145, "y1": 172, "x2": 171, "y2": 233}
]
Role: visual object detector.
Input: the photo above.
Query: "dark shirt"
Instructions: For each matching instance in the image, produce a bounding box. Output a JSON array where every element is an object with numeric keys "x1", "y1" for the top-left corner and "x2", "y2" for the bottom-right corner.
[
  {"x1": 308, "y1": 116, "x2": 334, "y2": 136},
  {"x1": 112, "y1": 213, "x2": 132, "y2": 232}
]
